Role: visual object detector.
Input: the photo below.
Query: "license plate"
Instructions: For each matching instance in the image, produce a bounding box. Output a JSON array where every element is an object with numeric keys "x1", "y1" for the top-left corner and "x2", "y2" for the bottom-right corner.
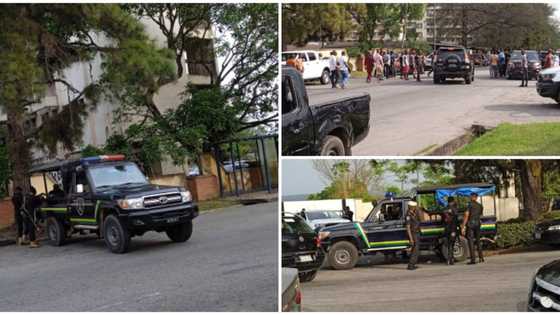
[
  {"x1": 298, "y1": 255, "x2": 314, "y2": 263},
  {"x1": 535, "y1": 232, "x2": 541, "y2": 239},
  {"x1": 448, "y1": 64, "x2": 457, "y2": 68},
  {"x1": 166, "y1": 217, "x2": 179, "y2": 223}
]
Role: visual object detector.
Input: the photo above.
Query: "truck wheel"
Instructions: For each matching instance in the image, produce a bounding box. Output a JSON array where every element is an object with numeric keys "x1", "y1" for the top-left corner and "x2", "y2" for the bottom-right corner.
[
  {"x1": 442, "y1": 236, "x2": 468, "y2": 262},
  {"x1": 47, "y1": 216, "x2": 66, "y2": 246},
  {"x1": 103, "y1": 215, "x2": 130, "y2": 254},
  {"x1": 166, "y1": 220, "x2": 193, "y2": 242},
  {"x1": 299, "y1": 270, "x2": 318, "y2": 282},
  {"x1": 465, "y1": 75, "x2": 472, "y2": 84},
  {"x1": 320, "y1": 135, "x2": 345, "y2": 156},
  {"x1": 555, "y1": 93, "x2": 560, "y2": 104},
  {"x1": 328, "y1": 241, "x2": 358, "y2": 270},
  {"x1": 320, "y1": 69, "x2": 331, "y2": 85},
  {"x1": 433, "y1": 75, "x2": 439, "y2": 84}
]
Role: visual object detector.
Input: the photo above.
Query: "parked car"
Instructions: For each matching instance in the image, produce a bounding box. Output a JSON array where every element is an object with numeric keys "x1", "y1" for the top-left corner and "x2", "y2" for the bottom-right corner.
[
  {"x1": 31, "y1": 155, "x2": 198, "y2": 253},
  {"x1": 282, "y1": 50, "x2": 331, "y2": 85},
  {"x1": 282, "y1": 268, "x2": 302, "y2": 312},
  {"x1": 527, "y1": 259, "x2": 560, "y2": 311},
  {"x1": 301, "y1": 210, "x2": 350, "y2": 231},
  {"x1": 536, "y1": 67, "x2": 560, "y2": 104},
  {"x1": 282, "y1": 212, "x2": 324, "y2": 282},
  {"x1": 318, "y1": 184, "x2": 498, "y2": 270},
  {"x1": 282, "y1": 66, "x2": 371, "y2": 156},
  {"x1": 433, "y1": 46, "x2": 475, "y2": 84},
  {"x1": 507, "y1": 50, "x2": 541, "y2": 80},
  {"x1": 534, "y1": 216, "x2": 560, "y2": 246}
]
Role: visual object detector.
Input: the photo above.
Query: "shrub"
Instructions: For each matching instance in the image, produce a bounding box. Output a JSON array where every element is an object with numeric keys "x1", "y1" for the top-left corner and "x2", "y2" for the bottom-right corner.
[{"x1": 496, "y1": 220, "x2": 535, "y2": 249}]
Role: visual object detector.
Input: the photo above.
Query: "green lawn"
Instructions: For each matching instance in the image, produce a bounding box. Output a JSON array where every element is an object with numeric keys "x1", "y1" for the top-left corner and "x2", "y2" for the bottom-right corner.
[{"x1": 456, "y1": 122, "x2": 560, "y2": 155}]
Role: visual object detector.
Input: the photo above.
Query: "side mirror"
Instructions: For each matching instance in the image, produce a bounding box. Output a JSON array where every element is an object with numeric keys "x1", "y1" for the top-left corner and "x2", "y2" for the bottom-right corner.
[{"x1": 76, "y1": 184, "x2": 84, "y2": 194}]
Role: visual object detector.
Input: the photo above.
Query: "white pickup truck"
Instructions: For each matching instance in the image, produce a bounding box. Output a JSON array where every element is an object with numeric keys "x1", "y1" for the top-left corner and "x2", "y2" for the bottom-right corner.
[{"x1": 281, "y1": 50, "x2": 331, "y2": 85}]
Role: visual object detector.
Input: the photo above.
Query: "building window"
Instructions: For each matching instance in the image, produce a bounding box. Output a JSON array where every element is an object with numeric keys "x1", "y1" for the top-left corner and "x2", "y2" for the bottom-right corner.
[{"x1": 185, "y1": 38, "x2": 217, "y2": 78}]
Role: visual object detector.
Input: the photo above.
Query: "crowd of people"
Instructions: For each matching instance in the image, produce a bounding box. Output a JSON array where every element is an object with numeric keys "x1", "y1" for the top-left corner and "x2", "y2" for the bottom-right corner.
[{"x1": 363, "y1": 48, "x2": 427, "y2": 83}]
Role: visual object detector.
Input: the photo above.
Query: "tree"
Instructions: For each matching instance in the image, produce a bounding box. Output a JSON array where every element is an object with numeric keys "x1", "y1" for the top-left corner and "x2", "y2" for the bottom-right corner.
[
  {"x1": 115, "y1": 4, "x2": 278, "y2": 161},
  {"x1": 394, "y1": 4, "x2": 425, "y2": 48},
  {"x1": 0, "y1": 4, "x2": 174, "y2": 194}
]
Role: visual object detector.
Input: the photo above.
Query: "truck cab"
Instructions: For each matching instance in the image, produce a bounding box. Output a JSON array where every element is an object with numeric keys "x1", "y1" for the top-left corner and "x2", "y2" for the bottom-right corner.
[
  {"x1": 31, "y1": 155, "x2": 199, "y2": 253},
  {"x1": 319, "y1": 184, "x2": 497, "y2": 270}
]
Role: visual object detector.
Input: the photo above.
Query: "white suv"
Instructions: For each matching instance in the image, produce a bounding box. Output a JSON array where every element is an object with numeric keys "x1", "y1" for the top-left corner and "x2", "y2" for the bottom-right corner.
[{"x1": 281, "y1": 50, "x2": 331, "y2": 85}]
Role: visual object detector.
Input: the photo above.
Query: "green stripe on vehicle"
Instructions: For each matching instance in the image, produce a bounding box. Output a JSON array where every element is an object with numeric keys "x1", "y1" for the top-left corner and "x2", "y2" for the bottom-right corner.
[
  {"x1": 41, "y1": 207, "x2": 67, "y2": 212},
  {"x1": 481, "y1": 224, "x2": 496, "y2": 230},
  {"x1": 369, "y1": 240, "x2": 410, "y2": 247},
  {"x1": 355, "y1": 223, "x2": 370, "y2": 248},
  {"x1": 94, "y1": 201, "x2": 101, "y2": 220},
  {"x1": 70, "y1": 218, "x2": 97, "y2": 224},
  {"x1": 421, "y1": 227, "x2": 445, "y2": 235}
]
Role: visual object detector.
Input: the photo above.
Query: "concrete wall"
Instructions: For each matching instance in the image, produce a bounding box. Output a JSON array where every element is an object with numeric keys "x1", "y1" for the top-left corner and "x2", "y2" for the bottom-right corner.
[{"x1": 0, "y1": 198, "x2": 14, "y2": 228}]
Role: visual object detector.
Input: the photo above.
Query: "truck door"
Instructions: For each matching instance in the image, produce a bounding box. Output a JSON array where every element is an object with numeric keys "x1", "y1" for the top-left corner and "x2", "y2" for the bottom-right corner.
[
  {"x1": 281, "y1": 71, "x2": 314, "y2": 155},
  {"x1": 305, "y1": 52, "x2": 320, "y2": 79},
  {"x1": 360, "y1": 200, "x2": 409, "y2": 251},
  {"x1": 68, "y1": 169, "x2": 97, "y2": 226}
]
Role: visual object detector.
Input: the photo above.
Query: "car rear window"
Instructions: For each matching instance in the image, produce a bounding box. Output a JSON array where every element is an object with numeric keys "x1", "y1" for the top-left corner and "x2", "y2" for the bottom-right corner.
[
  {"x1": 283, "y1": 216, "x2": 315, "y2": 234},
  {"x1": 437, "y1": 49, "x2": 465, "y2": 59},
  {"x1": 511, "y1": 51, "x2": 539, "y2": 61}
]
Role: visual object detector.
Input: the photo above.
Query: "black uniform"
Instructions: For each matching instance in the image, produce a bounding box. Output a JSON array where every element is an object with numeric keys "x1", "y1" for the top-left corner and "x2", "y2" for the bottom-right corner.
[
  {"x1": 443, "y1": 203, "x2": 459, "y2": 265},
  {"x1": 11, "y1": 189, "x2": 24, "y2": 238},
  {"x1": 406, "y1": 208, "x2": 421, "y2": 269},
  {"x1": 343, "y1": 207, "x2": 354, "y2": 222},
  {"x1": 22, "y1": 192, "x2": 42, "y2": 242},
  {"x1": 467, "y1": 200, "x2": 484, "y2": 263}
]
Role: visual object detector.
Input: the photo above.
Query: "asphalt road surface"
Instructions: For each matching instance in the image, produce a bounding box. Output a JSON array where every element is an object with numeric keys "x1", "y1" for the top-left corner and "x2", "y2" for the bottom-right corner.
[
  {"x1": 306, "y1": 68, "x2": 560, "y2": 155},
  {"x1": 0, "y1": 202, "x2": 278, "y2": 312},
  {"x1": 301, "y1": 248, "x2": 560, "y2": 311}
]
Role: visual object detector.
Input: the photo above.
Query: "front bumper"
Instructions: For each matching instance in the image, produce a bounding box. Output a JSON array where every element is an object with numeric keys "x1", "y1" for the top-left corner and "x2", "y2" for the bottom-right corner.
[
  {"x1": 528, "y1": 277, "x2": 560, "y2": 311},
  {"x1": 508, "y1": 67, "x2": 539, "y2": 78},
  {"x1": 123, "y1": 203, "x2": 199, "y2": 229},
  {"x1": 536, "y1": 80, "x2": 560, "y2": 98},
  {"x1": 282, "y1": 249, "x2": 325, "y2": 273}
]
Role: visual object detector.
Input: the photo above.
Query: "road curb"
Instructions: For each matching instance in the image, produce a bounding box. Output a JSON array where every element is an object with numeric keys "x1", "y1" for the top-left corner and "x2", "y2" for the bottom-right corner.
[{"x1": 426, "y1": 124, "x2": 493, "y2": 155}]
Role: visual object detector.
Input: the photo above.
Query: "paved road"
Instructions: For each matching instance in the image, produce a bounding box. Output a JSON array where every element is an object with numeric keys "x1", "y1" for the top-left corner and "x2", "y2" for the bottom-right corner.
[
  {"x1": 306, "y1": 68, "x2": 560, "y2": 155},
  {"x1": 0, "y1": 202, "x2": 278, "y2": 312},
  {"x1": 301, "y1": 249, "x2": 560, "y2": 311}
]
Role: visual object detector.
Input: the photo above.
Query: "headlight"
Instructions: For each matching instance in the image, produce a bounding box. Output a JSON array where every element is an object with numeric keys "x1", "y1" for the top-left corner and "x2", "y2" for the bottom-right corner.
[
  {"x1": 547, "y1": 225, "x2": 560, "y2": 231},
  {"x1": 180, "y1": 190, "x2": 192, "y2": 202},
  {"x1": 118, "y1": 198, "x2": 143, "y2": 209},
  {"x1": 318, "y1": 231, "x2": 330, "y2": 240}
]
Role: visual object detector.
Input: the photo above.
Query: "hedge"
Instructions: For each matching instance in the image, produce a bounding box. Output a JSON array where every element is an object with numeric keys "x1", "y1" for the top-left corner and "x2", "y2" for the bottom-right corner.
[{"x1": 496, "y1": 220, "x2": 535, "y2": 249}]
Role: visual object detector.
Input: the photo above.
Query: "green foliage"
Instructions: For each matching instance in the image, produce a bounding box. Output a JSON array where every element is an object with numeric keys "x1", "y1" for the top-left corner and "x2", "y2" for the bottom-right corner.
[
  {"x1": 385, "y1": 185, "x2": 402, "y2": 195},
  {"x1": 496, "y1": 221, "x2": 535, "y2": 249},
  {"x1": 81, "y1": 145, "x2": 105, "y2": 158},
  {"x1": 539, "y1": 211, "x2": 560, "y2": 222}
]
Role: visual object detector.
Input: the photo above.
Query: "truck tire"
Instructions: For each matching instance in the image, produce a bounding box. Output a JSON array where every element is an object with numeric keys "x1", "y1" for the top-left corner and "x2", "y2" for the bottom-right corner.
[
  {"x1": 328, "y1": 241, "x2": 359, "y2": 270},
  {"x1": 103, "y1": 215, "x2": 130, "y2": 254},
  {"x1": 299, "y1": 270, "x2": 318, "y2": 282},
  {"x1": 433, "y1": 75, "x2": 439, "y2": 84},
  {"x1": 47, "y1": 216, "x2": 66, "y2": 246},
  {"x1": 320, "y1": 69, "x2": 331, "y2": 85},
  {"x1": 465, "y1": 75, "x2": 472, "y2": 85},
  {"x1": 320, "y1": 135, "x2": 345, "y2": 156},
  {"x1": 442, "y1": 236, "x2": 468, "y2": 262},
  {"x1": 166, "y1": 220, "x2": 193, "y2": 242}
]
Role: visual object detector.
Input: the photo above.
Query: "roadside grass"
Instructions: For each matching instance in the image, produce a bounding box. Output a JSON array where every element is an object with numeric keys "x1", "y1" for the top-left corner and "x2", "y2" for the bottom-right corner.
[
  {"x1": 456, "y1": 122, "x2": 560, "y2": 155},
  {"x1": 197, "y1": 199, "x2": 241, "y2": 212}
]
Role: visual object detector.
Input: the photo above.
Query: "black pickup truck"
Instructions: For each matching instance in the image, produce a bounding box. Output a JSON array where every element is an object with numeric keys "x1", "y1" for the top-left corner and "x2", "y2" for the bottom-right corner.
[
  {"x1": 282, "y1": 66, "x2": 371, "y2": 156},
  {"x1": 30, "y1": 155, "x2": 198, "y2": 253},
  {"x1": 318, "y1": 184, "x2": 498, "y2": 270}
]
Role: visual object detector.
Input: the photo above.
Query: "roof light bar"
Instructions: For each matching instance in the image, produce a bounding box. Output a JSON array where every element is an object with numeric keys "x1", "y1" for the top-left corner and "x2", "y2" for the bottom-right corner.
[{"x1": 80, "y1": 155, "x2": 125, "y2": 164}]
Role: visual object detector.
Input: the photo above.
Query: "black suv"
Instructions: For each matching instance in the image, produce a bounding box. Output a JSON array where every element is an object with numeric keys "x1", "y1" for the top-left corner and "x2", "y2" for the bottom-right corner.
[
  {"x1": 31, "y1": 155, "x2": 199, "y2": 253},
  {"x1": 433, "y1": 47, "x2": 475, "y2": 84},
  {"x1": 282, "y1": 213, "x2": 324, "y2": 282}
]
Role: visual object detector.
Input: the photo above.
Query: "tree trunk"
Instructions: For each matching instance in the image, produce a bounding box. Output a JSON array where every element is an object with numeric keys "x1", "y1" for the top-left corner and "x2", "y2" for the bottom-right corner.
[
  {"x1": 6, "y1": 105, "x2": 31, "y2": 194},
  {"x1": 517, "y1": 160, "x2": 543, "y2": 220}
]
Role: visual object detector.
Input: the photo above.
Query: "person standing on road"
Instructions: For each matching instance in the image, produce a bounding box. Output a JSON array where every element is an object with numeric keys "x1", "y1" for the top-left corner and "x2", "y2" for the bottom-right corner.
[
  {"x1": 406, "y1": 200, "x2": 421, "y2": 270},
  {"x1": 401, "y1": 50, "x2": 410, "y2": 80},
  {"x1": 343, "y1": 206, "x2": 354, "y2": 222},
  {"x1": 22, "y1": 186, "x2": 42, "y2": 248},
  {"x1": 329, "y1": 51, "x2": 339, "y2": 88},
  {"x1": 373, "y1": 49, "x2": 383, "y2": 82},
  {"x1": 544, "y1": 49, "x2": 554, "y2": 69},
  {"x1": 498, "y1": 49, "x2": 506, "y2": 77},
  {"x1": 365, "y1": 49, "x2": 374, "y2": 83},
  {"x1": 443, "y1": 196, "x2": 460, "y2": 265},
  {"x1": 11, "y1": 186, "x2": 26, "y2": 246},
  {"x1": 520, "y1": 49, "x2": 529, "y2": 87},
  {"x1": 409, "y1": 50, "x2": 416, "y2": 80},
  {"x1": 462, "y1": 192, "x2": 484, "y2": 265},
  {"x1": 490, "y1": 51, "x2": 499, "y2": 78},
  {"x1": 338, "y1": 51, "x2": 349, "y2": 89},
  {"x1": 415, "y1": 51, "x2": 424, "y2": 82},
  {"x1": 383, "y1": 50, "x2": 391, "y2": 79}
]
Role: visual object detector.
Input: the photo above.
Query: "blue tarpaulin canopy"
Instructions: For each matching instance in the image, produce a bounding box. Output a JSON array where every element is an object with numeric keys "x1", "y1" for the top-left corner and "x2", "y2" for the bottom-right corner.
[{"x1": 435, "y1": 186, "x2": 495, "y2": 206}]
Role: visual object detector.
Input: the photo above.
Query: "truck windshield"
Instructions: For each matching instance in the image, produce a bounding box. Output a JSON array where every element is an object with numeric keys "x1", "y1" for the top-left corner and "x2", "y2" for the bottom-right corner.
[
  {"x1": 88, "y1": 163, "x2": 148, "y2": 189},
  {"x1": 306, "y1": 210, "x2": 345, "y2": 221}
]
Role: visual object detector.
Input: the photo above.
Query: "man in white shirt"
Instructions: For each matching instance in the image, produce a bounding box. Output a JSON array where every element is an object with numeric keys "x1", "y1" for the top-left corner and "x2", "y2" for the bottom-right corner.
[
  {"x1": 329, "y1": 51, "x2": 339, "y2": 88},
  {"x1": 520, "y1": 49, "x2": 529, "y2": 87}
]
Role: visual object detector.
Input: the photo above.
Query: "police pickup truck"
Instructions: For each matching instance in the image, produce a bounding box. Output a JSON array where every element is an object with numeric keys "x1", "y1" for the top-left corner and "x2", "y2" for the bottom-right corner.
[
  {"x1": 318, "y1": 184, "x2": 497, "y2": 270},
  {"x1": 30, "y1": 155, "x2": 198, "y2": 253}
]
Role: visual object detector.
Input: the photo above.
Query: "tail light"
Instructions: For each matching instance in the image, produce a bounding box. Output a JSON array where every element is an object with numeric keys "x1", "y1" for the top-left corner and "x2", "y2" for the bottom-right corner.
[
  {"x1": 314, "y1": 236, "x2": 321, "y2": 248},
  {"x1": 295, "y1": 287, "x2": 302, "y2": 305}
]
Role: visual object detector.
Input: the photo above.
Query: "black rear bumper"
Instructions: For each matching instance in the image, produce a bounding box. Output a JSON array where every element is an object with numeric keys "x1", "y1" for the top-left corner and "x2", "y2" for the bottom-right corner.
[
  {"x1": 282, "y1": 249, "x2": 325, "y2": 273},
  {"x1": 123, "y1": 203, "x2": 199, "y2": 229}
]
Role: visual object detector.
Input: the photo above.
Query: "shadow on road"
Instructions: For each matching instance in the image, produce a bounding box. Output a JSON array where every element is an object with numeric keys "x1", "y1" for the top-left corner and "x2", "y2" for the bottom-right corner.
[{"x1": 484, "y1": 102, "x2": 560, "y2": 117}]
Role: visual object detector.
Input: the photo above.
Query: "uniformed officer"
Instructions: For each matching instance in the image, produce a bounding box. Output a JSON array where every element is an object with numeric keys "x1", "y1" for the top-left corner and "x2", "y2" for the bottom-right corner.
[
  {"x1": 462, "y1": 192, "x2": 484, "y2": 264},
  {"x1": 343, "y1": 206, "x2": 354, "y2": 222},
  {"x1": 406, "y1": 200, "x2": 421, "y2": 270},
  {"x1": 443, "y1": 196, "x2": 460, "y2": 265}
]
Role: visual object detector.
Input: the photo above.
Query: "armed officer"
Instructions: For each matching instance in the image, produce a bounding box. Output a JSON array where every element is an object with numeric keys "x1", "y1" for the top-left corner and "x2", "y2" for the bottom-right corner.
[
  {"x1": 443, "y1": 196, "x2": 460, "y2": 265},
  {"x1": 462, "y1": 192, "x2": 484, "y2": 264},
  {"x1": 406, "y1": 200, "x2": 422, "y2": 270},
  {"x1": 343, "y1": 206, "x2": 354, "y2": 222}
]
